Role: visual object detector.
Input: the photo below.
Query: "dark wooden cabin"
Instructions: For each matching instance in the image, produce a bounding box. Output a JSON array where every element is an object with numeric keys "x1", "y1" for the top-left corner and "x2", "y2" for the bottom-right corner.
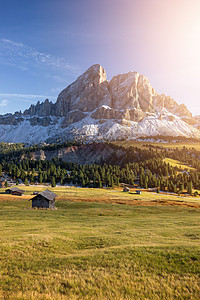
[
  {"x1": 33, "y1": 191, "x2": 39, "y2": 195},
  {"x1": 0, "y1": 180, "x2": 6, "y2": 188},
  {"x1": 30, "y1": 189, "x2": 57, "y2": 209},
  {"x1": 136, "y1": 190, "x2": 142, "y2": 195},
  {"x1": 123, "y1": 187, "x2": 130, "y2": 192},
  {"x1": 6, "y1": 187, "x2": 25, "y2": 196}
]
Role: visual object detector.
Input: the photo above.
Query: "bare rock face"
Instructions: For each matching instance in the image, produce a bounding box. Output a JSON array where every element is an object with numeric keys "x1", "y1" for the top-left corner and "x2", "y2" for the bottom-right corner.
[
  {"x1": 21, "y1": 143, "x2": 126, "y2": 165},
  {"x1": 163, "y1": 97, "x2": 178, "y2": 111},
  {"x1": 137, "y1": 75, "x2": 154, "y2": 111},
  {"x1": 194, "y1": 116, "x2": 200, "y2": 130},
  {"x1": 56, "y1": 64, "x2": 111, "y2": 116},
  {"x1": 91, "y1": 107, "x2": 122, "y2": 120},
  {"x1": 107, "y1": 72, "x2": 154, "y2": 112},
  {"x1": 161, "y1": 98, "x2": 192, "y2": 118},
  {"x1": 0, "y1": 114, "x2": 20, "y2": 125},
  {"x1": 30, "y1": 116, "x2": 54, "y2": 127},
  {"x1": 176, "y1": 104, "x2": 192, "y2": 118},
  {"x1": 152, "y1": 94, "x2": 165, "y2": 110},
  {"x1": 24, "y1": 99, "x2": 55, "y2": 116},
  {"x1": 61, "y1": 110, "x2": 86, "y2": 128},
  {"x1": 20, "y1": 64, "x2": 196, "y2": 127},
  {"x1": 108, "y1": 72, "x2": 140, "y2": 109},
  {"x1": 0, "y1": 64, "x2": 199, "y2": 143},
  {"x1": 127, "y1": 109, "x2": 146, "y2": 122},
  {"x1": 181, "y1": 116, "x2": 197, "y2": 126}
]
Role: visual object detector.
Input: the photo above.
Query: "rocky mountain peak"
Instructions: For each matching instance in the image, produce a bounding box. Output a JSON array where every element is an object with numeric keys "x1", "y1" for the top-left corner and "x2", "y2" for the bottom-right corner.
[
  {"x1": 23, "y1": 99, "x2": 55, "y2": 116},
  {"x1": 55, "y1": 64, "x2": 110, "y2": 116},
  {"x1": 21, "y1": 64, "x2": 196, "y2": 124},
  {"x1": 0, "y1": 64, "x2": 199, "y2": 144},
  {"x1": 84, "y1": 64, "x2": 107, "y2": 85}
]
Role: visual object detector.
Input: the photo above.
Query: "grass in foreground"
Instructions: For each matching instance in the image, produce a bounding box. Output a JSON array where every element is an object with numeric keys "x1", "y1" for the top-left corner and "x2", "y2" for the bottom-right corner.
[{"x1": 0, "y1": 195, "x2": 199, "y2": 299}]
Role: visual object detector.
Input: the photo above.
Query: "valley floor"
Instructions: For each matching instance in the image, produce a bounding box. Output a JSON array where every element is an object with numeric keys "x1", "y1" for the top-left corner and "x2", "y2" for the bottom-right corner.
[{"x1": 0, "y1": 187, "x2": 199, "y2": 299}]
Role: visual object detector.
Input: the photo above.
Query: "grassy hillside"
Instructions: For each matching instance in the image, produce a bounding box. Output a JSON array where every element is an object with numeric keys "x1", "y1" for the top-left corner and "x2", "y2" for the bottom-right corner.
[
  {"x1": 112, "y1": 140, "x2": 200, "y2": 151},
  {"x1": 164, "y1": 158, "x2": 196, "y2": 171},
  {"x1": 0, "y1": 189, "x2": 199, "y2": 299}
]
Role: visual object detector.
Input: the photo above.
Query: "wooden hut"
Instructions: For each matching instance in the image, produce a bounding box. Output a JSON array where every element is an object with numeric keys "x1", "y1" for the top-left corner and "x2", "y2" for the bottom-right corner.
[
  {"x1": 33, "y1": 191, "x2": 40, "y2": 195},
  {"x1": 0, "y1": 179, "x2": 6, "y2": 188},
  {"x1": 5, "y1": 187, "x2": 25, "y2": 196},
  {"x1": 30, "y1": 189, "x2": 57, "y2": 209},
  {"x1": 123, "y1": 187, "x2": 130, "y2": 192},
  {"x1": 136, "y1": 190, "x2": 142, "y2": 195}
]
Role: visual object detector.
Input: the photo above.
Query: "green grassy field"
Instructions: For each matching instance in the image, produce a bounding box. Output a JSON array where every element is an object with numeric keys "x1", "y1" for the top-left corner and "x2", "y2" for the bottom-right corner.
[
  {"x1": 2, "y1": 185, "x2": 200, "y2": 205},
  {"x1": 0, "y1": 188, "x2": 200, "y2": 299},
  {"x1": 164, "y1": 158, "x2": 196, "y2": 171},
  {"x1": 112, "y1": 140, "x2": 200, "y2": 151}
]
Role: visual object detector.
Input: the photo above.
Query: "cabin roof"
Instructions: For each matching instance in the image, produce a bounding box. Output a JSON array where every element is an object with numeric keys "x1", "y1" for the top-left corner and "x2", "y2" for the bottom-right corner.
[
  {"x1": 6, "y1": 187, "x2": 25, "y2": 193},
  {"x1": 32, "y1": 189, "x2": 57, "y2": 201}
]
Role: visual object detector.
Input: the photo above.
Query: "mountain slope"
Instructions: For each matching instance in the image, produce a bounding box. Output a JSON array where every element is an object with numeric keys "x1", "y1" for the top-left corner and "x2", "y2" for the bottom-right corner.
[
  {"x1": 20, "y1": 143, "x2": 126, "y2": 165},
  {"x1": 0, "y1": 64, "x2": 199, "y2": 144}
]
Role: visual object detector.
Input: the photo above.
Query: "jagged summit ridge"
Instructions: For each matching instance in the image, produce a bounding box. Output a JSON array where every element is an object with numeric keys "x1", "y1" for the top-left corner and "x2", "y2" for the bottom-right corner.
[
  {"x1": 56, "y1": 64, "x2": 109, "y2": 116},
  {"x1": 0, "y1": 64, "x2": 199, "y2": 144}
]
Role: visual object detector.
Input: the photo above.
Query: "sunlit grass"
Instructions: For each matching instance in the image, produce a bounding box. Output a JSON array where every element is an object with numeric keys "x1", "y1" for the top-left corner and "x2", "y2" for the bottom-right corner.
[
  {"x1": 0, "y1": 193, "x2": 199, "y2": 299},
  {"x1": 1, "y1": 185, "x2": 200, "y2": 206},
  {"x1": 112, "y1": 140, "x2": 200, "y2": 151},
  {"x1": 164, "y1": 157, "x2": 196, "y2": 171}
]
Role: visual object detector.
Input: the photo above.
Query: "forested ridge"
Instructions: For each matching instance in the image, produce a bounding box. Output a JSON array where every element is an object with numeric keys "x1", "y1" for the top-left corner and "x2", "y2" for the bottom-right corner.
[{"x1": 0, "y1": 141, "x2": 200, "y2": 195}]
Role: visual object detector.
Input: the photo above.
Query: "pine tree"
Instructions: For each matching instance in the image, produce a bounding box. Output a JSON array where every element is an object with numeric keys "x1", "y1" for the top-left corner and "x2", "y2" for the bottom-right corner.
[
  {"x1": 116, "y1": 177, "x2": 120, "y2": 186},
  {"x1": 179, "y1": 183, "x2": 184, "y2": 192},
  {"x1": 24, "y1": 178, "x2": 29, "y2": 186},
  {"x1": 110, "y1": 176, "x2": 114, "y2": 188},
  {"x1": 187, "y1": 182, "x2": 192, "y2": 194},
  {"x1": 51, "y1": 177, "x2": 56, "y2": 187},
  {"x1": 82, "y1": 178, "x2": 86, "y2": 187},
  {"x1": 98, "y1": 178, "x2": 102, "y2": 188},
  {"x1": 39, "y1": 173, "x2": 43, "y2": 184}
]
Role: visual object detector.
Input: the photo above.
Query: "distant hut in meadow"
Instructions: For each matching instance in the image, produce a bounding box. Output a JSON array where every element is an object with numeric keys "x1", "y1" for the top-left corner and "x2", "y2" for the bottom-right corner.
[
  {"x1": 123, "y1": 187, "x2": 130, "y2": 192},
  {"x1": 0, "y1": 179, "x2": 6, "y2": 188},
  {"x1": 5, "y1": 187, "x2": 25, "y2": 196},
  {"x1": 33, "y1": 191, "x2": 40, "y2": 195},
  {"x1": 30, "y1": 189, "x2": 57, "y2": 209},
  {"x1": 136, "y1": 190, "x2": 142, "y2": 195}
]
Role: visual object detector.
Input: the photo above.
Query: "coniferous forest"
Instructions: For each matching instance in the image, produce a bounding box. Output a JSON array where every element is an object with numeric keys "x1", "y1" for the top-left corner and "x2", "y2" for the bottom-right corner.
[{"x1": 0, "y1": 141, "x2": 200, "y2": 195}]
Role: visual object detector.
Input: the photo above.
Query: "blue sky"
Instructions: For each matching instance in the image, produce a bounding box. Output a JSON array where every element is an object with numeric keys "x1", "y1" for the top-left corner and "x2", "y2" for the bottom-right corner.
[{"x1": 0, "y1": 0, "x2": 200, "y2": 115}]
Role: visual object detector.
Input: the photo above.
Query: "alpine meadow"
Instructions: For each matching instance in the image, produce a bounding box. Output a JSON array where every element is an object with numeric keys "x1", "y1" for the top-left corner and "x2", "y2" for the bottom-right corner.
[{"x1": 1, "y1": 0, "x2": 200, "y2": 299}]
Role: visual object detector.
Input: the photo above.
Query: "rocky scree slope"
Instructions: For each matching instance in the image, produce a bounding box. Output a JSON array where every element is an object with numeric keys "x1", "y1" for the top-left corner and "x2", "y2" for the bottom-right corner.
[
  {"x1": 20, "y1": 143, "x2": 126, "y2": 165},
  {"x1": 0, "y1": 64, "x2": 199, "y2": 144}
]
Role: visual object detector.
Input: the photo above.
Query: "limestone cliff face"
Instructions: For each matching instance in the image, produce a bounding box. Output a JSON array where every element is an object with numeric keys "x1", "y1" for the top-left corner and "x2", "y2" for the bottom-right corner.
[
  {"x1": 24, "y1": 99, "x2": 55, "y2": 116},
  {"x1": 0, "y1": 64, "x2": 199, "y2": 143},
  {"x1": 108, "y1": 72, "x2": 140, "y2": 109},
  {"x1": 56, "y1": 64, "x2": 111, "y2": 116},
  {"x1": 7, "y1": 64, "x2": 196, "y2": 125},
  {"x1": 54, "y1": 65, "x2": 195, "y2": 123}
]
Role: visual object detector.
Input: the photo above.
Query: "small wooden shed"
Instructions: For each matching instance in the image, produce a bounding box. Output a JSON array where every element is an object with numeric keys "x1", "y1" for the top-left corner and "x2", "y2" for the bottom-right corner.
[
  {"x1": 123, "y1": 187, "x2": 130, "y2": 192},
  {"x1": 6, "y1": 187, "x2": 25, "y2": 196},
  {"x1": 30, "y1": 189, "x2": 57, "y2": 209},
  {"x1": 33, "y1": 191, "x2": 40, "y2": 195},
  {"x1": 0, "y1": 180, "x2": 6, "y2": 188},
  {"x1": 136, "y1": 190, "x2": 142, "y2": 195}
]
